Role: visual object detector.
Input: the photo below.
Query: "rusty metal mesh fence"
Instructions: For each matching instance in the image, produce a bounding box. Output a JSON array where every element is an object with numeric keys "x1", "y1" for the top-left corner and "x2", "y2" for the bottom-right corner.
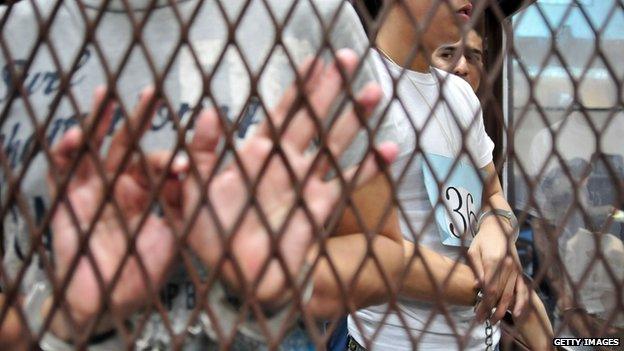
[{"x1": 0, "y1": 0, "x2": 621, "y2": 349}]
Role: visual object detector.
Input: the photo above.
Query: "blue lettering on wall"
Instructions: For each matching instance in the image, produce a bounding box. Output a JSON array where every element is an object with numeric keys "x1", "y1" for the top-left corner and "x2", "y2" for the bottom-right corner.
[
  {"x1": 4, "y1": 123, "x2": 22, "y2": 168},
  {"x1": 237, "y1": 97, "x2": 261, "y2": 138},
  {"x1": 0, "y1": 113, "x2": 84, "y2": 171},
  {"x1": 0, "y1": 49, "x2": 91, "y2": 103}
]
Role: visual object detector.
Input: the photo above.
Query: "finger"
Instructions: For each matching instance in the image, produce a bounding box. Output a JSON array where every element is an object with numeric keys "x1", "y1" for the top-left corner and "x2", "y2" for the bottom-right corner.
[
  {"x1": 317, "y1": 82, "x2": 383, "y2": 175},
  {"x1": 491, "y1": 270, "x2": 517, "y2": 323},
  {"x1": 258, "y1": 57, "x2": 323, "y2": 138},
  {"x1": 190, "y1": 109, "x2": 221, "y2": 153},
  {"x1": 482, "y1": 255, "x2": 512, "y2": 310},
  {"x1": 512, "y1": 274, "x2": 530, "y2": 319},
  {"x1": 87, "y1": 85, "x2": 117, "y2": 150},
  {"x1": 125, "y1": 151, "x2": 175, "y2": 188},
  {"x1": 189, "y1": 109, "x2": 221, "y2": 178},
  {"x1": 284, "y1": 49, "x2": 360, "y2": 151},
  {"x1": 51, "y1": 127, "x2": 84, "y2": 172},
  {"x1": 50, "y1": 85, "x2": 115, "y2": 177},
  {"x1": 320, "y1": 142, "x2": 398, "y2": 208},
  {"x1": 150, "y1": 152, "x2": 185, "y2": 212},
  {"x1": 467, "y1": 249, "x2": 489, "y2": 318},
  {"x1": 467, "y1": 248, "x2": 485, "y2": 284},
  {"x1": 143, "y1": 152, "x2": 187, "y2": 212},
  {"x1": 106, "y1": 86, "x2": 159, "y2": 171},
  {"x1": 48, "y1": 127, "x2": 86, "y2": 200},
  {"x1": 477, "y1": 255, "x2": 510, "y2": 322},
  {"x1": 341, "y1": 141, "x2": 398, "y2": 184}
]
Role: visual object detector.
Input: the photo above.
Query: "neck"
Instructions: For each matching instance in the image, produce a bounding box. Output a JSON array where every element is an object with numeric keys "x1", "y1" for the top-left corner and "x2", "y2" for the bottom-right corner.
[{"x1": 376, "y1": 9, "x2": 431, "y2": 73}]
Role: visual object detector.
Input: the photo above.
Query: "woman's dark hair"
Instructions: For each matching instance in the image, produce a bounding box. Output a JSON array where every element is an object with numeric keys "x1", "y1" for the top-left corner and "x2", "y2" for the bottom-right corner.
[
  {"x1": 351, "y1": 0, "x2": 384, "y2": 22},
  {"x1": 351, "y1": 0, "x2": 384, "y2": 34},
  {"x1": 360, "y1": 0, "x2": 383, "y2": 19}
]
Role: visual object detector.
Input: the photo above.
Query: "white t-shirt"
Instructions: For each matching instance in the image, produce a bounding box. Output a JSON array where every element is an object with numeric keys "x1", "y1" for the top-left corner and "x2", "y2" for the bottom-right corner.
[{"x1": 348, "y1": 53, "x2": 497, "y2": 350}]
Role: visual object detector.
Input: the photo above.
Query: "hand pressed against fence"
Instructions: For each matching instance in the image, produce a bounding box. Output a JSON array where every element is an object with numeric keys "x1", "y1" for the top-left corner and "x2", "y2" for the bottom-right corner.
[
  {"x1": 184, "y1": 49, "x2": 398, "y2": 304},
  {"x1": 48, "y1": 86, "x2": 180, "y2": 336},
  {"x1": 46, "y1": 50, "x2": 397, "y2": 339}
]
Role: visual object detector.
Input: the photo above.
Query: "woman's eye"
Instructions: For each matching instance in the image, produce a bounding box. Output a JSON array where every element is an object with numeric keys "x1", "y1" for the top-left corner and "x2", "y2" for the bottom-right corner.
[{"x1": 468, "y1": 52, "x2": 483, "y2": 63}]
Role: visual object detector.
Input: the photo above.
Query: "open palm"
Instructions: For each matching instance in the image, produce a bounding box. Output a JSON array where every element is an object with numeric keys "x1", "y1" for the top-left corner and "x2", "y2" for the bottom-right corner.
[
  {"x1": 48, "y1": 87, "x2": 178, "y2": 327},
  {"x1": 184, "y1": 50, "x2": 398, "y2": 303}
]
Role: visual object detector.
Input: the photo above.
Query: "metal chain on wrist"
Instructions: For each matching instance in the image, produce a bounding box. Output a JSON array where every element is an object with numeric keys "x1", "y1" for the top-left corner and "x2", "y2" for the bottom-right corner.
[
  {"x1": 476, "y1": 290, "x2": 494, "y2": 351},
  {"x1": 485, "y1": 317, "x2": 493, "y2": 351}
]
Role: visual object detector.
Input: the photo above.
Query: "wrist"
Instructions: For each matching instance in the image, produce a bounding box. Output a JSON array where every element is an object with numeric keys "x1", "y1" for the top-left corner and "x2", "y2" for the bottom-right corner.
[
  {"x1": 556, "y1": 295, "x2": 577, "y2": 312},
  {"x1": 556, "y1": 298, "x2": 587, "y2": 317},
  {"x1": 477, "y1": 209, "x2": 519, "y2": 241},
  {"x1": 45, "y1": 299, "x2": 117, "y2": 344},
  {"x1": 450, "y1": 264, "x2": 480, "y2": 306},
  {"x1": 44, "y1": 298, "x2": 73, "y2": 342}
]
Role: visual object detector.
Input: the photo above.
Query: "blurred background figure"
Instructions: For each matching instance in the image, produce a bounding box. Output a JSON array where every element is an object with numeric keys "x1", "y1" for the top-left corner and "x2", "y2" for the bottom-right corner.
[{"x1": 529, "y1": 111, "x2": 624, "y2": 349}]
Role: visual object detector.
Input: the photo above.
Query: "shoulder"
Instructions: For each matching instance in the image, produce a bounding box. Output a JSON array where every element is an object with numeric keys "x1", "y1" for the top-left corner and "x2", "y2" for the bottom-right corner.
[
  {"x1": 308, "y1": 0, "x2": 353, "y2": 18},
  {"x1": 433, "y1": 67, "x2": 481, "y2": 117},
  {"x1": 434, "y1": 68, "x2": 479, "y2": 103}
]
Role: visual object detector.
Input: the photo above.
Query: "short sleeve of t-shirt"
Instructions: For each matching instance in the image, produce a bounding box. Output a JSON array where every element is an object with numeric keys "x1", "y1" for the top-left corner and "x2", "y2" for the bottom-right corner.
[
  {"x1": 469, "y1": 99, "x2": 495, "y2": 169},
  {"x1": 438, "y1": 70, "x2": 494, "y2": 169},
  {"x1": 312, "y1": 0, "x2": 399, "y2": 168}
]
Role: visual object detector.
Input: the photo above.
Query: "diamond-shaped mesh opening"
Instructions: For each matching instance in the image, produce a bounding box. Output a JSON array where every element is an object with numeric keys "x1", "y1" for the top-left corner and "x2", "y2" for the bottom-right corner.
[{"x1": 0, "y1": 0, "x2": 622, "y2": 349}]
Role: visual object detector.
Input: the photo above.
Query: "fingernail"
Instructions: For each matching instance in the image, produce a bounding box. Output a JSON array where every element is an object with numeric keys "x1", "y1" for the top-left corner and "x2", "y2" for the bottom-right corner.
[
  {"x1": 173, "y1": 154, "x2": 189, "y2": 172},
  {"x1": 140, "y1": 85, "x2": 156, "y2": 99},
  {"x1": 336, "y1": 48, "x2": 358, "y2": 62},
  {"x1": 309, "y1": 58, "x2": 323, "y2": 78},
  {"x1": 334, "y1": 49, "x2": 358, "y2": 74},
  {"x1": 361, "y1": 83, "x2": 382, "y2": 103}
]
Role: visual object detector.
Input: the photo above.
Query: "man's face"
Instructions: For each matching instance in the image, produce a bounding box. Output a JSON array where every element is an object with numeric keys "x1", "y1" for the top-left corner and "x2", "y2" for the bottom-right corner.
[
  {"x1": 431, "y1": 30, "x2": 483, "y2": 92},
  {"x1": 402, "y1": 0, "x2": 474, "y2": 50}
]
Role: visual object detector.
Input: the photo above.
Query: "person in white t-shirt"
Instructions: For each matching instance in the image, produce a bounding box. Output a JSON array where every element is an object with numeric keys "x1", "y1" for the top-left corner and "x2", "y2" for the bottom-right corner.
[
  {"x1": 346, "y1": 1, "x2": 538, "y2": 350},
  {"x1": 430, "y1": 28, "x2": 553, "y2": 350}
]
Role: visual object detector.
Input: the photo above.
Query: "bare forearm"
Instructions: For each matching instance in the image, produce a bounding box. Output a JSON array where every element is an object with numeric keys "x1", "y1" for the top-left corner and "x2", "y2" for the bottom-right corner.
[
  {"x1": 43, "y1": 296, "x2": 116, "y2": 344},
  {"x1": 401, "y1": 241, "x2": 478, "y2": 306},
  {"x1": 307, "y1": 234, "x2": 404, "y2": 319},
  {"x1": 481, "y1": 191, "x2": 514, "y2": 237},
  {"x1": 480, "y1": 164, "x2": 516, "y2": 241},
  {"x1": 516, "y1": 291, "x2": 554, "y2": 350},
  {"x1": 308, "y1": 174, "x2": 405, "y2": 318},
  {"x1": 531, "y1": 220, "x2": 571, "y2": 307}
]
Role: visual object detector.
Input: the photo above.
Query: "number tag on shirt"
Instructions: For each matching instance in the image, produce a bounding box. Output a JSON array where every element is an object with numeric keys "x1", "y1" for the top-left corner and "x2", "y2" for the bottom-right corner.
[{"x1": 422, "y1": 153, "x2": 484, "y2": 246}]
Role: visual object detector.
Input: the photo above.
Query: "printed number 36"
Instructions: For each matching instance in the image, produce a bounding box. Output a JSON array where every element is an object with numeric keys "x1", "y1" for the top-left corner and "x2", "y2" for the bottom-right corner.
[{"x1": 444, "y1": 186, "x2": 478, "y2": 238}]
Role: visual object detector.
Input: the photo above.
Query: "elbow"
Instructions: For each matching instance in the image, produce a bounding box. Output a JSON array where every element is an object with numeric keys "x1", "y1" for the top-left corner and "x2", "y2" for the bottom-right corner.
[
  {"x1": 366, "y1": 242, "x2": 405, "y2": 306},
  {"x1": 344, "y1": 238, "x2": 405, "y2": 309}
]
